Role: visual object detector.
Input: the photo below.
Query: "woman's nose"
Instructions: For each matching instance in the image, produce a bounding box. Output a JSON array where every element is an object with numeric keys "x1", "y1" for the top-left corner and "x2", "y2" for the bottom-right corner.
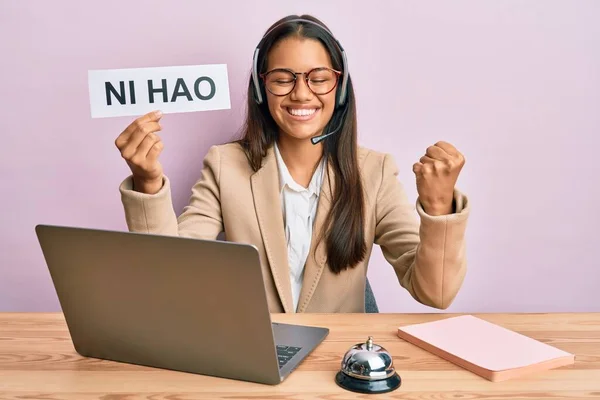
[{"x1": 290, "y1": 75, "x2": 313, "y2": 101}]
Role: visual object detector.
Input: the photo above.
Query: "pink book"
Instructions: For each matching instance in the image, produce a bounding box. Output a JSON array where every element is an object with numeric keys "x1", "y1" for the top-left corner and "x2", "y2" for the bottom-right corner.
[{"x1": 397, "y1": 315, "x2": 575, "y2": 382}]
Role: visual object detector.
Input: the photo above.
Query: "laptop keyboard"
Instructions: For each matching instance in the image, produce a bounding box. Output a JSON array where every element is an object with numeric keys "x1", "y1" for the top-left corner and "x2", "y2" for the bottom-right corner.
[{"x1": 276, "y1": 345, "x2": 302, "y2": 368}]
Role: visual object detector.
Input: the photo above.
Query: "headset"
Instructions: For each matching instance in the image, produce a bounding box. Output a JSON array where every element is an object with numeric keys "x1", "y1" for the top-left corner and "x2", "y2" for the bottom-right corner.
[{"x1": 251, "y1": 18, "x2": 350, "y2": 144}]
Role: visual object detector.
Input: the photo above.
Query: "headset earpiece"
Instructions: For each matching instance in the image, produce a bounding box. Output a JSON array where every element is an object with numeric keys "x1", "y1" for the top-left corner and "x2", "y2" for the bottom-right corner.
[
  {"x1": 253, "y1": 80, "x2": 267, "y2": 106},
  {"x1": 336, "y1": 45, "x2": 349, "y2": 108},
  {"x1": 251, "y1": 47, "x2": 265, "y2": 104},
  {"x1": 335, "y1": 73, "x2": 347, "y2": 108},
  {"x1": 334, "y1": 80, "x2": 342, "y2": 109}
]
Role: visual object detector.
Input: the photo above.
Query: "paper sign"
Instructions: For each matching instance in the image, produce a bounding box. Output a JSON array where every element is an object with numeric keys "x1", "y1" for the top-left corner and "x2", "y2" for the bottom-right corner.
[{"x1": 88, "y1": 64, "x2": 231, "y2": 118}]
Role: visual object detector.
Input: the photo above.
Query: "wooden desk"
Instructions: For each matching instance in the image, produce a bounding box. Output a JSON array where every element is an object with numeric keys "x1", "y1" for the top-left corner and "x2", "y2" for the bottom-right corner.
[{"x1": 0, "y1": 313, "x2": 598, "y2": 399}]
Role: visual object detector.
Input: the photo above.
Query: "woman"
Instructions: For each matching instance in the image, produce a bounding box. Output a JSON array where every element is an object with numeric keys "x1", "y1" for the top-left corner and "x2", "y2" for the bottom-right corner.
[{"x1": 115, "y1": 15, "x2": 469, "y2": 313}]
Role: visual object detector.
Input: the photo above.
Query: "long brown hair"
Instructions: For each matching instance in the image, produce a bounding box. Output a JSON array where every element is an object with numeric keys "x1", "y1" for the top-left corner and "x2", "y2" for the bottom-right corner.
[{"x1": 237, "y1": 15, "x2": 366, "y2": 274}]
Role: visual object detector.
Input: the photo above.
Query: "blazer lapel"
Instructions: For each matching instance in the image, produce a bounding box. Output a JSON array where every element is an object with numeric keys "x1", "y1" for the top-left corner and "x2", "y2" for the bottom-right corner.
[
  {"x1": 251, "y1": 146, "x2": 294, "y2": 313},
  {"x1": 296, "y1": 160, "x2": 335, "y2": 313}
]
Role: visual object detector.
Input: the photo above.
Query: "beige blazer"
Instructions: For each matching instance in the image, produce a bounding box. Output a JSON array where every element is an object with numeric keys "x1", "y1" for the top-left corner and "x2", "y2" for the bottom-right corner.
[{"x1": 119, "y1": 143, "x2": 469, "y2": 313}]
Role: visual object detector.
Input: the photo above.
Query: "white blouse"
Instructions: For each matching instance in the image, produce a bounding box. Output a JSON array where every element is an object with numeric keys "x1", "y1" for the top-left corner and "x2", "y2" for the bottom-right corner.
[{"x1": 274, "y1": 143, "x2": 325, "y2": 312}]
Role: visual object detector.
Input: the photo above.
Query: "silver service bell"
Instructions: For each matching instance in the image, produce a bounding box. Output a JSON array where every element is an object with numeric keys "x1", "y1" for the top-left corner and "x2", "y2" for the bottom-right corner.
[{"x1": 335, "y1": 336, "x2": 401, "y2": 394}]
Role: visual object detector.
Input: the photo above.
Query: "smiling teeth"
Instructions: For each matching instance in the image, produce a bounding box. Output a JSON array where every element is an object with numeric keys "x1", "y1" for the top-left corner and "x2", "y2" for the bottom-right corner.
[{"x1": 288, "y1": 108, "x2": 316, "y2": 116}]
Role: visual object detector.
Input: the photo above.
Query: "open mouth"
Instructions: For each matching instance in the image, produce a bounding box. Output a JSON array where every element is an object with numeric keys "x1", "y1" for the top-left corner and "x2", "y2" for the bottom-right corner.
[{"x1": 285, "y1": 107, "x2": 320, "y2": 121}]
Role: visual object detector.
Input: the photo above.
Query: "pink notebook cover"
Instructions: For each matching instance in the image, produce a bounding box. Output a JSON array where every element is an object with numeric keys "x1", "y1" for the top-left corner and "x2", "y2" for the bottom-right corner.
[{"x1": 397, "y1": 315, "x2": 575, "y2": 381}]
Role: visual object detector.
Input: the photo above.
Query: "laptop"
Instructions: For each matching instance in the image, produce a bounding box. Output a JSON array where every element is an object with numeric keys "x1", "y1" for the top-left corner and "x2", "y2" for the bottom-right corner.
[{"x1": 35, "y1": 224, "x2": 329, "y2": 385}]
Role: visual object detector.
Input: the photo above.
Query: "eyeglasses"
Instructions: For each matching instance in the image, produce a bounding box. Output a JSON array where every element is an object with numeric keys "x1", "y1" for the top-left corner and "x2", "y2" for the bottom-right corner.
[{"x1": 260, "y1": 67, "x2": 341, "y2": 97}]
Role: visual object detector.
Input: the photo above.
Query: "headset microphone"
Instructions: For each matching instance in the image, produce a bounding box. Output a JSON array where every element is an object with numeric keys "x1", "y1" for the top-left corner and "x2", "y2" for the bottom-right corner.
[{"x1": 310, "y1": 105, "x2": 349, "y2": 145}]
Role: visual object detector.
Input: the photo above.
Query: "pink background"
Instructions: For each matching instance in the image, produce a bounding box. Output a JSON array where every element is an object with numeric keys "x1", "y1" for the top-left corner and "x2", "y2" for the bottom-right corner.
[{"x1": 1, "y1": 1, "x2": 599, "y2": 312}]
